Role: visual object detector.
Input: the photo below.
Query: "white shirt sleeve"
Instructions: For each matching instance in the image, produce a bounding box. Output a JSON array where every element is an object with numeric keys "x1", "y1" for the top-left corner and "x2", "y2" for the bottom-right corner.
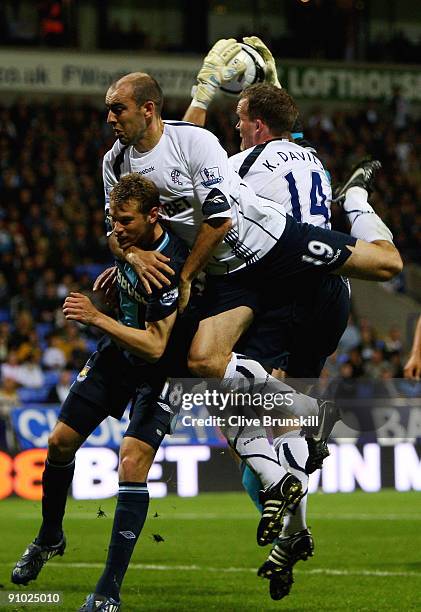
[
  {"x1": 186, "y1": 128, "x2": 236, "y2": 221},
  {"x1": 102, "y1": 149, "x2": 117, "y2": 213}
]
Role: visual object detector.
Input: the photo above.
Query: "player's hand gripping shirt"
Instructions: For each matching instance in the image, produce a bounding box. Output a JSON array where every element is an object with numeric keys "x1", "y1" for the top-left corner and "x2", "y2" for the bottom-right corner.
[
  {"x1": 229, "y1": 139, "x2": 332, "y2": 229},
  {"x1": 103, "y1": 121, "x2": 287, "y2": 275}
]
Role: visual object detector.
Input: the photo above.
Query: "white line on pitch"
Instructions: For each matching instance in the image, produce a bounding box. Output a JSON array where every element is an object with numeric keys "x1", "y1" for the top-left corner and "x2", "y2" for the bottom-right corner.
[
  {"x1": 13, "y1": 512, "x2": 421, "y2": 521},
  {"x1": 45, "y1": 562, "x2": 420, "y2": 578}
]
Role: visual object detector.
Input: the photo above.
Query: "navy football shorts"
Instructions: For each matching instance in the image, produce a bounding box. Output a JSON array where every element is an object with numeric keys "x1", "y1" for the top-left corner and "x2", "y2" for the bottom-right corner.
[
  {"x1": 200, "y1": 215, "x2": 356, "y2": 319},
  {"x1": 58, "y1": 337, "x2": 172, "y2": 450},
  {"x1": 237, "y1": 274, "x2": 351, "y2": 376}
]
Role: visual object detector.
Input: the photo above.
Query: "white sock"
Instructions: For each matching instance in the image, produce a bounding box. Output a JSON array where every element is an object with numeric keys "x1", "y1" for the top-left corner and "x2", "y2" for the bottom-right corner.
[
  {"x1": 274, "y1": 433, "x2": 309, "y2": 535},
  {"x1": 344, "y1": 186, "x2": 393, "y2": 243},
  {"x1": 222, "y1": 354, "x2": 286, "y2": 489}
]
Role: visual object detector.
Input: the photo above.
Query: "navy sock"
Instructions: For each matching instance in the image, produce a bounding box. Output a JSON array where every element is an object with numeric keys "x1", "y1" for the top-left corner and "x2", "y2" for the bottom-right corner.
[
  {"x1": 95, "y1": 482, "x2": 150, "y2": 601},
  {"x1": 37, "y1": 457, "x2": 75, "y2": 545}
]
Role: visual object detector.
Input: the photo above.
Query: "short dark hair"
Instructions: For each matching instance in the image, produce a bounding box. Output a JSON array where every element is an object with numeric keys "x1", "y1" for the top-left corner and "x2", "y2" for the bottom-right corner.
[
  {"x1": 110, "y1": 173, "x2": 161, "y2": 214},
  {"x1": 132, "y1": 74, "x2": 164, "y2": 113},
  {"x1": 111, "y1": 72, "x2": 164, "y2": 113},
  {"x1": 240, "y1": 84, "x2": 299, "y2": 134}
]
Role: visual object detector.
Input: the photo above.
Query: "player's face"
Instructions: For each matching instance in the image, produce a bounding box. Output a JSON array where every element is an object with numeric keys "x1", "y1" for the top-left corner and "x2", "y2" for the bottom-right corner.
[
  {"x1": 109, "y1": 199, "x2": 157, "y2": 250},
  {"x1": 105, "y1": 83, "x2": 148, "y2": 146},
  {"x1": 236, "y1": 98, "x2": 257, "y2": 151}
]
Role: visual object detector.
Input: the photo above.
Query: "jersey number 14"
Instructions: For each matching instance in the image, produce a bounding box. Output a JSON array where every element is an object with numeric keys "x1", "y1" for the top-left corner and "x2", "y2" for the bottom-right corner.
[{"x1": 285, "y1": 170, "x2": 329, "y2": 223}]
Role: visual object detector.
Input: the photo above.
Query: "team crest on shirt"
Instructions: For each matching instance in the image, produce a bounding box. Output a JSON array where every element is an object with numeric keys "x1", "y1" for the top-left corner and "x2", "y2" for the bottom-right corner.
[
  {"x1": 200, "y1": 166, "x2": 223, "y2": 187},
  {"x1": 76, "y1": 364, "x2": 91, "y2": 382},
  {"x1": 170, "y1": 169, "x2": 182, "y2": 185}
]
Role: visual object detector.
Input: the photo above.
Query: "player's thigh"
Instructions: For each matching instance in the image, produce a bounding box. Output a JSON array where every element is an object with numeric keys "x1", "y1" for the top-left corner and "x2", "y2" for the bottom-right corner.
[
  {"x1": 260, "y1": 216, "x2": 357, "y2": 281},
  {"x1": 48, "y1": 392, "x2": 109, "y2": 461},
  {"x1": 123, "y1": 382, "x2": 172, "y2": 464},
  {"x1": 188, "y1": 306, "x2": 254, "y2": 376},
  {"x1": 57, "y1": 391, "x2": 110, "y2": 441}
]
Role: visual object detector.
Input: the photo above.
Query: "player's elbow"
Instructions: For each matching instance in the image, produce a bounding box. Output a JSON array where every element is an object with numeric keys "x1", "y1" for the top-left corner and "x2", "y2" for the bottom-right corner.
[
  {"x1": 144, "y1": 340, "x2": 166, "y2": 364},
  {"x1": 380, "y1": 249, "x2": 403, "y2": 280},
  {"x1": 147, "y1": 350, "x2": 164, "y2": 364}
]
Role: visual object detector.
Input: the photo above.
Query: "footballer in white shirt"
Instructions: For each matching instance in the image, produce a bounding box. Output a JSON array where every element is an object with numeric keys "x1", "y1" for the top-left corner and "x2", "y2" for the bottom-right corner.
[
  {"x1": 102, "y1": 68, "x2": 402, "y2": 554},
  {"x1": 183, "y1": 35, "x2": 403, "y2": 600}
]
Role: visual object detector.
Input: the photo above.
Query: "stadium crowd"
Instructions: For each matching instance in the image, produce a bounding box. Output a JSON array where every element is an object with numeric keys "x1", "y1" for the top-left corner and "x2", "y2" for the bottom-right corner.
[{"x1": 0, "y1": 96, "x2": 418, "y2": 444}]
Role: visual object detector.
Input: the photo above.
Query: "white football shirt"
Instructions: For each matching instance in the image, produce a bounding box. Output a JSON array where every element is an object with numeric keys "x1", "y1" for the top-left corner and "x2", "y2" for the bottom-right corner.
[
  {"x1": 103, "y1": 121, "x2": 287, "y2": 275},
  {"x1": 229, "y1": 139, "x2": 332, "y2": 229}
]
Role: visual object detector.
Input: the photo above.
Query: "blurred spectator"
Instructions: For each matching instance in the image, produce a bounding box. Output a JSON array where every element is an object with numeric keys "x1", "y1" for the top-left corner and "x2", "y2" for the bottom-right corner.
[
  {"x1": 42, "y1": 332, "x2": 67, "y2": 370},
  {"x1": 46, "y1": 369, "x2": 72, "y2": 403},
  {"x1": 0, "y1": 376, "x2": 20, "y2": 413},
  {"x1": 0, "y1": 322, "x2": 11, "y2": 362},
  {"x1": 346, "y1": 348, "x2": 365, "y2": 378},
  {"x1": 384, "y1": 326, "x2": 403, "y2": 357},
  {"x1": 0, "y1": 376, "x2": 20, "y2": 450},
  {"x1": 1, "y1": 350, "x2": 22, "y2": 386},
  {"x1": 16, "y1": 352, "x2": 45, "y2": 388},
  {"x1": 337, "y1": 314, "x2": 361, "y2": 353},
  {"x1": 364, "y1": 348, "x2": 391, "y2": 379}
]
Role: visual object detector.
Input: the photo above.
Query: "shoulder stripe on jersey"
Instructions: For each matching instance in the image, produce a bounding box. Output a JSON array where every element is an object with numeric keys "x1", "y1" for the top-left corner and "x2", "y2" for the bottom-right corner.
[
  {"x1": 155, "y1": 231, "x2": 170, "y2": 252},
  {"x1": 112, "y1": 145, "x2": 128, "y2": 181},
  {"x1": 237, "y1": 142, "x2": 269, "y2": 179}
]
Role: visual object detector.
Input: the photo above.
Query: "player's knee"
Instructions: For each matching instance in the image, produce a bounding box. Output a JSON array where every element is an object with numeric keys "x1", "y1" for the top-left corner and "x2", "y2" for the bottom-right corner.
[
  {"x1": 119, "y1": 441, "x2": 154, "y2": 481},
  {"x1": 47, "y1": 430, "x2": 78, "y2": 462},
  {"x1": 187, "y1": 351, "x2": 226, "y2": 378}
]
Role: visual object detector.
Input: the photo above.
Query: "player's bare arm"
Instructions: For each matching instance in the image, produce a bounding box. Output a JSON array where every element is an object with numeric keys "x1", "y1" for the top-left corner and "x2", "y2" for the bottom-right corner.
[
  {"x1": 183, "y1": 106, "x2": 207, "y2": 126},
  {"x1": 404, "y1": 314, "x2": 421, "y2": 380},
  {"x1": 63, "y1": 292, "x2": 176, "y2": 363},
  {"x1": 178, "y1": 217, "x2": 232, "y2": 313}
]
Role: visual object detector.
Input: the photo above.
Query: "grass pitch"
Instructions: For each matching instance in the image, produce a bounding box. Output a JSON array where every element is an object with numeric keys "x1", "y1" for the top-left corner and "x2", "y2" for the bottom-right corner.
[{"x1": 0, "y1": 491, "x2": 420, "y2": 611}]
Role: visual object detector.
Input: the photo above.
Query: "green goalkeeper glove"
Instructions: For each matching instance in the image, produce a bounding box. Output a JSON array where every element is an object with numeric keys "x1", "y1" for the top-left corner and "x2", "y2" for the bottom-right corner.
[
  {"x1": 242, "y1": 35, "x2": 282, "y2": 89},
  {"x1": 191, "y1": 38, "x2": 245, "y2": 110}
]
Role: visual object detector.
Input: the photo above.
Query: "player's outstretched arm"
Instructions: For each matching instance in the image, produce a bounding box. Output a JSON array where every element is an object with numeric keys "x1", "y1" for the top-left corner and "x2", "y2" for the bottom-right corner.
[
  {"x1": 242, "y1": 36, "x2": 282, "y2": 88},
  {"x1": 183, "y1": 38, "x2": 244, "y2": 124},
  {"x1": 63, "y1": 292, "x2": 176, "y2": 363},
  {"x1": 404, "y1": 315, "x2": 421, "y2": 380},
  {"x1": 183, "y1": 106, "x2": 207, "y2": 126}
]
